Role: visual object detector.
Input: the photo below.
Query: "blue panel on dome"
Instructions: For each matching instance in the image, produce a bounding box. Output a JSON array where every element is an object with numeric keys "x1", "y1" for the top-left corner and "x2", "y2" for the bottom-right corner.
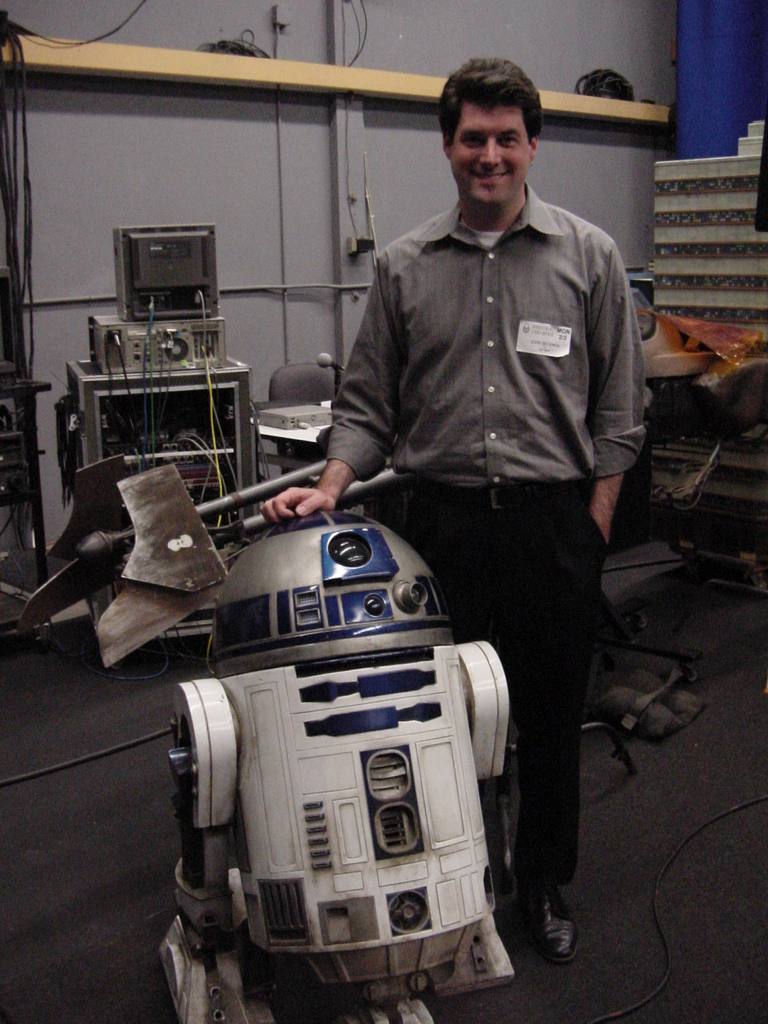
[
  {"x1": 325, "y1": 594, "x2": 341, "y2": 626},
  {"x1": 321, "y1": 527, "x2": 399, "y2": 584},
  {"x1": 277, "y1": 590, "x2": 291, "y2": 635},
  {"x1": 217, "y1": 594, "x2": 271, "y2": 647},
  {"x1": 264, "y1": 511, "x2": 331, "y2": 537},
  {"x1": 327, "y1": 511, "x2": 367, "y2": 526}
]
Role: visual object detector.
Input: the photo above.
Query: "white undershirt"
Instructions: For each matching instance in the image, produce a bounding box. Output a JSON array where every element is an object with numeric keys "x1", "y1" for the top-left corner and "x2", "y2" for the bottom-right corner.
[{"x1": 462, "y1": 226, "x2": 504, "y2": 250}]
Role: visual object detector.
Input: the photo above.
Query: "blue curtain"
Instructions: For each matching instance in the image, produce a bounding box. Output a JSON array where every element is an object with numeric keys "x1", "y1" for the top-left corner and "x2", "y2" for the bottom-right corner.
[{"x1": 676, "y1": 0, "x2": 768, "y2": 159}]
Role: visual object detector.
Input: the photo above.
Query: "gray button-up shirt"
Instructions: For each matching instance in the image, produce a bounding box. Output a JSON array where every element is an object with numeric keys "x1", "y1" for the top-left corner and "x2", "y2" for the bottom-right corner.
[{"x1": 326, "y1": 187, "x2": 646, "y2": 487}]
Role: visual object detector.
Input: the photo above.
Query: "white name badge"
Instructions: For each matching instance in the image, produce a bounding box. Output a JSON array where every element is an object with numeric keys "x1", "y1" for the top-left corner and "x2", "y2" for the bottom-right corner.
[{"x1": 516, "y1": 320, "x2": 572, "y2": 357}]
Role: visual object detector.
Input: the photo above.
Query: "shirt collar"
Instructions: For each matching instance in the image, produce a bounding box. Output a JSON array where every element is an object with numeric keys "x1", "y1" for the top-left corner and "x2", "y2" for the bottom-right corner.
[
  {"x1": 520, "y1": 186, "x2": 564, "y2": 237},
  {"x1": 414, "y1": 185, "x2": 563, "y2": 245}
]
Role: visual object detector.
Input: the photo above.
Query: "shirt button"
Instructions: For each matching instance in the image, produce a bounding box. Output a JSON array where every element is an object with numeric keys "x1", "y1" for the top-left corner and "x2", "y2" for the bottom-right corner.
[
  {"x1": 487, "y1": 340, "x2": 494, "y2": 347},
  {"x1": 489, "y1": 432, "x2": 497, "y2": 440},
  {"x1": 486, "y1": 296, "x2": 493, "y2": 303},
  {"x1": 493, "y1": 476, "x2": 501, "y2": 483},
  {"x1": 488, "y1": 252, "x2": 495, "y2": 260},
  {"x1": 488, "y1": 386, "x2": 495, "y2": 393}
]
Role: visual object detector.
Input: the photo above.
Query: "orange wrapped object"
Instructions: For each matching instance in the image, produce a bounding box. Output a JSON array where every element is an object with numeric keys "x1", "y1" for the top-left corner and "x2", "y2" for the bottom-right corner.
[{"x1": 662, "y1": 314, "x2": 765, "y2": 365}]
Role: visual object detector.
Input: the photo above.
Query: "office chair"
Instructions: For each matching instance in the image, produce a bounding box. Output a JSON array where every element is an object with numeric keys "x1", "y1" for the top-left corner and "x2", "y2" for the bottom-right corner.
[{"x1": 268, "y1": 362, "x2": 335, "y2": 404}]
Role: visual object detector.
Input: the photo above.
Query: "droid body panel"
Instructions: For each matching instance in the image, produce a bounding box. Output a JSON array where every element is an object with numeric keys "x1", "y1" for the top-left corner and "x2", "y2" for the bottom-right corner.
[{"x1": 162, "y1": 512, "x2": 512, "y2": 1024}]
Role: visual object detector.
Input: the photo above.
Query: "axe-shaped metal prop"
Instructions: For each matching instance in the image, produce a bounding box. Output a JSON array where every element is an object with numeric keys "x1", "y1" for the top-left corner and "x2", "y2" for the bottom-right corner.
[{"x1": 19, "y1": 456, "x2": 409, "y2": 667}]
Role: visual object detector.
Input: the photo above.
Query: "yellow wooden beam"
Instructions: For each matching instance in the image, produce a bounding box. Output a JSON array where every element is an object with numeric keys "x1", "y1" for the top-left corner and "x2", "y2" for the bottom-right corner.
[
  {"x1": 539, "y1": 89, "x2": 669, "y2": 127},
  {"x1": 8, "y1": 35, "x2": 670, "y2": 128}
]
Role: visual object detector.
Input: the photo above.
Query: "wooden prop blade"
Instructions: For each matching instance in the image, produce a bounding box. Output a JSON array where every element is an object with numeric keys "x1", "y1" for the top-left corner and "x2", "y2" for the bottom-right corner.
[
  {"x1": 16, "y1": 553, "x2": 119, "y2": 633},
  {"x1": 97, "y1": 578, "x2": 224, "y2": 668},
  {"x1": 117, "y1": 464, "x2": 226, "y2": 592},
  {"x1": 95, "y1": 464, "x2": 227, "y2": 665},
  {"x1": 48, "y1": 456, "x2": 127, "y2": 562},
  {"x1": 18, "y1": 456, "x2": 129, "y2": 630}
]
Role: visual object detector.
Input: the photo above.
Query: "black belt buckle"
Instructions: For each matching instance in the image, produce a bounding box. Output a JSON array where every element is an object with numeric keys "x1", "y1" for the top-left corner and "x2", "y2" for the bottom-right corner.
[
  {"x1": 488, "y1": 483, "x2": 539, "y2": 508},
  {"x1": 490, "y1": 480, "x2": 574, "y2": 509},
  {"x1": 489, "y1": 486, "x2": 507, "y2": 510}
]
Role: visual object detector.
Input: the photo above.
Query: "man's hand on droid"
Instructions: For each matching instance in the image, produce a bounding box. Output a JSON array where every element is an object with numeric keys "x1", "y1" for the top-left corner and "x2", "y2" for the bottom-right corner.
[{"x1": 260, "y1": 486, "x2": 337, "y2": 523}]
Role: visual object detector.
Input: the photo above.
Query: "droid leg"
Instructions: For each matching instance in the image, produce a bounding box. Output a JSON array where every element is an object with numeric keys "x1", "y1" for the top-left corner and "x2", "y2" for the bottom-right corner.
[
  {"x1": 160, "y1": 868, "x2": 277, "y2": 1024},
  {"x1": 160, "y1": 914, "x2": 275, "y2": 1024},
  {"x1": 163, "y1": 682, "x2": 274, "y2": 1022},
  {"x1": 432, "y1": 913, "x2": 514, "y2": 996},
  {"x1": 497, "y1": 793, "x2": 514, "y2": 895},
  {"x1": 496, "y1": 740, "x2": 516, "y2": 895}
]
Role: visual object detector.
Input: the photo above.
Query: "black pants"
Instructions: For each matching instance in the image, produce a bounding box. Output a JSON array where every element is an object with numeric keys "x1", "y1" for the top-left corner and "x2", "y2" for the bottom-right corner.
[{"x1": 405, "y1": 481, "x2": 607, "y2": 886}]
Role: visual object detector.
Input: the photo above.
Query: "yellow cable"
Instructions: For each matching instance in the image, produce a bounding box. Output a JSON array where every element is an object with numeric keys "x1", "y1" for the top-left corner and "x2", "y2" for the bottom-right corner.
[
  {"x1": 205, "y1": 355, "x2": 224, "y2": 498},
  {"x1": 198, "y1": 289, "x2": 224, "y2": 523}
]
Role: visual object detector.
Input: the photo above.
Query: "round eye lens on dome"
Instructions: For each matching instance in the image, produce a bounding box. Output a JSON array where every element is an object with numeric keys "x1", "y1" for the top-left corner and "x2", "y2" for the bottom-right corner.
[{"x1": 328, "y1": 532, "x2": 373, "y2": 567}]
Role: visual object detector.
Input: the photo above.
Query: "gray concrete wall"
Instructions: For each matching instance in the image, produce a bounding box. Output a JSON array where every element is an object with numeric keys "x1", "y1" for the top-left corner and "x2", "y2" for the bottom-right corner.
[{"x1": 4, "y1": 0, "x2": 676, "y2": 540}]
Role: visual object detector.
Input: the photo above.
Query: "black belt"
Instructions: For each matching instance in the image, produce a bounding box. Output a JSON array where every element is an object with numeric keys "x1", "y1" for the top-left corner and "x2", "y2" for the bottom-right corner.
[{"x1": 414, "y1": 478, "x2": 577, "y2": 509}]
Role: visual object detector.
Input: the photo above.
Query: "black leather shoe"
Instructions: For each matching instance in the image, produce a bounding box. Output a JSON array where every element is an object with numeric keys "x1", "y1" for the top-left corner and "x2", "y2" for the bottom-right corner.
[{"x1": 518, "y1": 882, "x2": 577, "y2": 963}]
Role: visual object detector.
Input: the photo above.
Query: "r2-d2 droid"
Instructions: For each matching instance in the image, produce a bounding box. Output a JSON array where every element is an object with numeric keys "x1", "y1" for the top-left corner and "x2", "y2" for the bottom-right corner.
[{"x1": 160, "y1": 511, "x2": 513, "y2": 1024}]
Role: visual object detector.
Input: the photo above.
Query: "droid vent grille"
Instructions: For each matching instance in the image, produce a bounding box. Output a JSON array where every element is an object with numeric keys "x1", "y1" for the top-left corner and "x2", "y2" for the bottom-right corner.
[
  {"x1": 375, "y1": 803, "x2": 419, "y2": 853},
  {"x1": 366, "y1": 750, "x2": 411, "y2": 800},
  {"x1": 259, "y1": 879, "x2": 309, "y2": 943}
]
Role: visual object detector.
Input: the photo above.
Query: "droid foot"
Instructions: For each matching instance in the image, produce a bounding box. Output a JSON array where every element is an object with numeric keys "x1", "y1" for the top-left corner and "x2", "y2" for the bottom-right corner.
[
  {"x1": 160, "y1": 914, "x2": 276, "y2": 1024},
  {"x1": 432, "y1": 913, "x2": 514, "y2": 996},
  {"x1": 334, "y1": 999, "x2": 433, "y2": 1024}
]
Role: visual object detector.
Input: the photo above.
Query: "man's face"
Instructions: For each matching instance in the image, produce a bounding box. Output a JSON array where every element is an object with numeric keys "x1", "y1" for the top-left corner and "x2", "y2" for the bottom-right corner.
[{"x1": 443, "y1": 102, "x2": 538, "y2": 230}]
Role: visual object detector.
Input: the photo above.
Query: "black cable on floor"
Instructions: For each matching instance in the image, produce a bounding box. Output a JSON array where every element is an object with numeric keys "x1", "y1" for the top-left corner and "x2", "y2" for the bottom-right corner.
[
  {"x1": 584, "y1": 792, "x2": 768, "y2": 1023},
  {"x1": 0, "y1": 725, "x2": 173, "y2": 790}
]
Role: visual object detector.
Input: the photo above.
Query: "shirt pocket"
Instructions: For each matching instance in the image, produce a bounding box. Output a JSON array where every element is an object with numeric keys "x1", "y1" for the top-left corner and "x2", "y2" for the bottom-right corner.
[{"x1": 506, "y1": 302, "x2": 588, "y2": 399}]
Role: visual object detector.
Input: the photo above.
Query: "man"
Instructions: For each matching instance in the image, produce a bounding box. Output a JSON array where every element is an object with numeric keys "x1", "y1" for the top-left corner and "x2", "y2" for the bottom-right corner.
[{"x1": 262, "y1": 58, "x2": 645, "y2": 964}]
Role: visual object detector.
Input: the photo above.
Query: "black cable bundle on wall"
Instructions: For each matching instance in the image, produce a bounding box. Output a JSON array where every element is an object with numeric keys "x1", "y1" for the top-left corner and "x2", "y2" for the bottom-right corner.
[
  {"x1": 575, "y1": 68, "x2": 635, "y2": 102},
  {"x1": 0, "y1": 14, "x2": 33, "y2": 379},
  {"x1": 0, "y1": 1, "x2": 157, "y2": 382}
]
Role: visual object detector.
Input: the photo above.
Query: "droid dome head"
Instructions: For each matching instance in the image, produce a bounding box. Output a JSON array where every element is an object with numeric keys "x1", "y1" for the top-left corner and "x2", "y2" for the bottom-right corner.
[{"x1": 212, "y1": 511, "x2": 453, "y2": 675}]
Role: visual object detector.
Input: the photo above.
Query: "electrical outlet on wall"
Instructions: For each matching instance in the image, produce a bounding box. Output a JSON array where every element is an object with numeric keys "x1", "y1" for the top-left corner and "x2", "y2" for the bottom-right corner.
[
  {"x1": 346, "y1": 236, "x2": 375, "y2": 257},
  {"x1": 271, "y1": 4, "x2": 292, "y2": 35}
]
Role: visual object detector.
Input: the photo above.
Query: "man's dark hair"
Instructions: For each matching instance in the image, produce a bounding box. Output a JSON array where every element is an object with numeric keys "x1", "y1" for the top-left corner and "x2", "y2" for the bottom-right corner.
[{"x1": 439, "y1": 58, "x2": 543, "y2": 143}]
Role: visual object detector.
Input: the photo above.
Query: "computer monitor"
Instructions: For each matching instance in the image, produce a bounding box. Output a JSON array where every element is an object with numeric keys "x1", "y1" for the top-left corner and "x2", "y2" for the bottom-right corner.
[{"x1": 113, "y1": 224, "x2": 219, "y2": 321}]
